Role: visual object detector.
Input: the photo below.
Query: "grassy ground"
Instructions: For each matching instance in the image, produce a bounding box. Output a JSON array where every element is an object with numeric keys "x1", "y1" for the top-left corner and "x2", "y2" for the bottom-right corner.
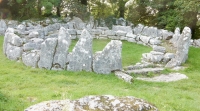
[{"x1": 0, "y1": 36, "x2": 200, "y2": 111}]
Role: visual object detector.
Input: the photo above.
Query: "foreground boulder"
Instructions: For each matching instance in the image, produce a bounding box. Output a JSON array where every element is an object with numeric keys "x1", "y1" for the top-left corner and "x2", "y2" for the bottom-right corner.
[
  {"x1": 24, "y1": 95, "x2": 158, "y2": 111},
  {"x1": 93, "y1": 40, "x2": 122, "y2": 74},
  {"x1": 67, "y1": 29, "x2": 93, "y2": 71},
  {"x1": 166, "y1": 27, "x2": 191, "y2": 68}
]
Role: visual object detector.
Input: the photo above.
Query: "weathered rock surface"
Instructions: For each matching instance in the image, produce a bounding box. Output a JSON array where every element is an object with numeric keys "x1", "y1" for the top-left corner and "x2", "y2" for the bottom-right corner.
[
  {"x1": 24, "y1": 95, "x2": 158, "y2": 111},
  {"x1": 153, "y1": 46, "x2": 166, "y2": 53},
  {"x1": 22, "y1": 50, "x2": 40, "y2": 68},
  {"x1": 142, "y1": 51, "x2": 164, "y2": 63},
  {"x1": 134, "y1": 24, "x2": 144, "y2": 34},
  {"x1": 3, "y1": 29, "x2": 23, "y2": 60},
  {"x1": 93, "y1": 40, "x2": 122, "y2": 74},
  {"x1": 137, "y1": 73, "x2": 188, "y2": 82},
  {"x1": 140, "y1": 35, "x2": 151, "y2": 44},
  {"x1": 170, "y1": 27, "x2": 181, "y2": 48},
  {"x1": 127, "y1": 68, "x2": 164, "y2": 75},
  {"x1": 72, "y1": 95, "x2": 158, "y2": 111},
  {"x1": 67, "y1": 29, "x2": 93, "y2": 71},
  {"x1": 112, "y1": 25, "x2": 132, "y2": 33},
  {"x1": 166, "y1": 27, "x2": 191, "y2": 68},
  {"x1": 52, "y1": 27, "x2": 71, "y2": 70},
  {"x1": 23, "y1": 38, "x2": 43, "y2": 51},
  {"x1": 193, "y1": 39, "x2": 200, "y2": 47},
  {"x1": 141, "y1": 26, "x2": 158, "y2": 38},
  {"x1": 38, "y1": 38, "x2": 58, "y2": 70},
  {"x1": 163, "y1": 53, "x2": 175, "y2": 63},
  {"x1": 159, "y1": 29, "x2": 174, "y2": 40},
  {"x1": 115, "y1": 71, "x2": 133, "y2": 83},
  {"x1": 5, "y1": 44, "x2": 22, "y2": 61},
  {"x1": 0, "y1": 19, "x2": 7, "y2": 35}
]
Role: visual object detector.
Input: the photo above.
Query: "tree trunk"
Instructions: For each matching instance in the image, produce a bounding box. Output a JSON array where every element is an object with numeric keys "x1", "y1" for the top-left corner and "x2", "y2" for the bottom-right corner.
[
  {"x1": 56, "y1": 6, "x2": 60, "y2": 17},
  {"x1": 81, "y1": 0, "x2": 87, "y2": 6},
  {"x1": 118, "y1": 0, "x2": 126, "y2": 18}
]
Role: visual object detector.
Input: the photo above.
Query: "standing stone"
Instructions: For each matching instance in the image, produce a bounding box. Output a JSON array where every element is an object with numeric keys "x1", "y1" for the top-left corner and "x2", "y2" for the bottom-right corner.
[
  {"x1": 67, "y1": 29, "x2": 93, "y2": 72},
  {"x1": 22, "y1": 50, "x2": 40, "y2": 68},
  {"x1": 93, "y1": 40, "x2": 122, "y2": 74},
  {"x1": 170, "y1": 27, "x2": 181, "y2": 47},
  {"x1": 0, "y1": 19, "x2": 7, "y2": 35},
  {"x1": 166, "y1": 27, "x2": 191, "y2": 68},
  {"x1": 52, "y1": 27, "x2": 71, "y2": 70},
  {"x1": 3, "y1": 28, "x2": 14, "y2": 55},
  {"x1": 38, "y1": 38, "x2": 57, "y2": 70}
]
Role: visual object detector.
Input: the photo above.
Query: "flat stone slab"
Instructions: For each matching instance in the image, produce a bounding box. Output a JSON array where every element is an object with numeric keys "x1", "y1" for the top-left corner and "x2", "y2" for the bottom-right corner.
[
  {"x1": 126, "y1": 68, "x2": 164, "y2": 75},
  {"x1": 136, "y1": 73, "x2": 188, "y2": 82}
]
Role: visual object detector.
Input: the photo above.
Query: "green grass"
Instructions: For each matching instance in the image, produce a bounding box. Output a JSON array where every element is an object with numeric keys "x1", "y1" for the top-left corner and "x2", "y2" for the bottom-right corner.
[{"x1": 1, "y1": 36, "x2": 200, "y2": 111}]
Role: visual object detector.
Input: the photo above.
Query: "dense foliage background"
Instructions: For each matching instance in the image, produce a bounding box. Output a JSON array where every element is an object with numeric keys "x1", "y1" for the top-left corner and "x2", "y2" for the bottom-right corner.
[{"x1": 0, "y1": 0, "x2": 199, "y2": 38}]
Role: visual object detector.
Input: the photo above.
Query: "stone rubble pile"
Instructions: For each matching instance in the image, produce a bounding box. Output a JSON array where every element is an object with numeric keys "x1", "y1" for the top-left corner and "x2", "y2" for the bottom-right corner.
[
  {"x1": 0, "y1": 17, "x2": 175, "y2": 47},
  {"x1": 25, "y1": 95, "x2": 158, "y2": 111}
]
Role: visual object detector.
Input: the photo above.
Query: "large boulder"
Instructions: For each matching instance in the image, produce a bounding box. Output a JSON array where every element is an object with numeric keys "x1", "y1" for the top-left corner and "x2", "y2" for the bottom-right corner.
[
  {"x1": 139, "y1": 35, "x2": 151, "y2": 44},
  {"x1": 44, "y1": 23, "x2": 60, "y2": 36},
  {"x1": 52, "y1": 27, "x2": 71, "y2": 70},
  {"x1": 22, "y1": 50, "x2": 40, "y2": 68},
  {"x1": 23, "y1": 38, "x2": 44, "y2": 51},
  {"x1": 38, "y1": 38, "x2": 58, "y2": 69},
  {"x1": 0, "y1": 19, "x2": 7, "y2": 35},
  {"x1": 142, "y1": 51, "x2": 164, "y2": 63},
  {"x1": 141, "y1": 26, "x2": 158, "y2": 37},
  {"x1": 166, "y1": 27, "x2": 191, "y2": 68},
  {"x1": 133, "y1": 24, "x2": 144, "y2": 34},
  {"x1": 3, "y1": 28, "x2": 14, "y2": 55},
  {"x1": 193, "y1": 39, "x2": 200, "y2": 47},
  {"x1": 67, "y1": 29, "x2": 93, "y2": 72},
  {"x1": 5, "y1": 44, "x2": 22, "y2": 61},
  {"x1": 3, "y1": 29, "x2": 23, "y2": 61},
  {"x1": 72, "y1": 95, "x2": 158, "y2": 111},
  {"x1": 93, "y1": 40, "x2": 122, "y2": 74},
  {"x1": 24, "y1": 95, "x2": 158, "y2": 111}
]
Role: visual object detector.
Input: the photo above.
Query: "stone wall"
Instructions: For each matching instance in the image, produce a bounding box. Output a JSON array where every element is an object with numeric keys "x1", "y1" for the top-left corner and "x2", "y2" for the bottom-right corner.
[
  {"x1": 1, "y1": 17, "x2": 193, "y2": 73},
  {"x1": 3, "y1": 22, "x2": 122, "y2": 74}
]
